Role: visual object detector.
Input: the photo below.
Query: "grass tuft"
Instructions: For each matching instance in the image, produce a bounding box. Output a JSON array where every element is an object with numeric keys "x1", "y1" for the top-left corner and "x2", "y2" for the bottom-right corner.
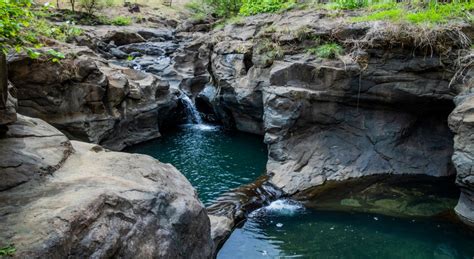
[{"x1": 308, "y1": 43, "x2": 344, "y2": 59}]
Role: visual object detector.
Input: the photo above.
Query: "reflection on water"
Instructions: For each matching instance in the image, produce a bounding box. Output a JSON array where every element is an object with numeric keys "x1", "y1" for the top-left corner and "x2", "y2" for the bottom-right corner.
[
  {"x1": 125, "y1": 125, "x2": 268, "y2": 204},
  {"x1": 219, "y1": 176, "x2": 474, "y2": 259}
]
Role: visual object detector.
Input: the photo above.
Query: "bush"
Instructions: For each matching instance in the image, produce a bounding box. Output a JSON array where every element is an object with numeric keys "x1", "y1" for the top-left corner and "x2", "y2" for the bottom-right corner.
[
  {"x1": 0, "y1": 0, "x2": 71, "y2": 61},
  {"x1": 110, "y1": 16, "x2": 132, "y2": 25},
  {"x1": 205, "y1": 0, "x2": 242, "y2": 17},
  {"x1": 240, "y1": 0, "x2": 295, "y2": 16},
  {"x1": 0, "y1": 0, "x2": 34, "y2": 53},
  {"x1": 79, "y1": 0, "x2": 104, "y2": 15},
  {"x1": 100, "y1": 16, "x2": 132, "y2": 26},
  {"x1": 0, "y1": 245, "x2": 16, "y2": 256},
  {"x1": 308, "y1": 43, "x2": 344, "y2": 59}
]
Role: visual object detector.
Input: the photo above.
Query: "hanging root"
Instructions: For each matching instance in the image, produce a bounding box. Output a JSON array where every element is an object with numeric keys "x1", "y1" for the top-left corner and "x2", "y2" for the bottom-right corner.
[{"x1": 449, "y1": 51, "x2": 474, "y2": 88}]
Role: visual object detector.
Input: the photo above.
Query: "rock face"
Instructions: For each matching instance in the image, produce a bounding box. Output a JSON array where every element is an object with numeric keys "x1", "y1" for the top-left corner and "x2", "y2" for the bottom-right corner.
[
  {"x1": 264, "y1": 56, "x2": 455, "y2": 194},
  {"x1": 0, "y1": 115, "x2": 213, "y2": 258},
  {"x1": 203, "y1": 11, "x2": 460, "y2": 195},
  {"x1": 448, "y1": 64, "x2": 474, "y2": 227},
  {"x1": 8, "y1": 46, "x2": 180, "y2": 150},
  {"x1": 0, "y1": 115, "x2": 72, "y2": 191},
  {"x1": 0, "y1": 54, "x2": 17, "y2": 133}
]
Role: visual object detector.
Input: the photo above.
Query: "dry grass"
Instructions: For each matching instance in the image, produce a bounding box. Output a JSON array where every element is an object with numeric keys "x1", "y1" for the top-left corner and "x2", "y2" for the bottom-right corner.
[{"x1": 345, "y1": 22, "x2": 471, "y2": 57}]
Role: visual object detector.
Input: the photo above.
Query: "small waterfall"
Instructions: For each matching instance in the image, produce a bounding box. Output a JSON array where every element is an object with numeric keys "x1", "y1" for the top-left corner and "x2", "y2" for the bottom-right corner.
[{"x1": 180, "y1": 93, "x2": 203, "y2": 124}]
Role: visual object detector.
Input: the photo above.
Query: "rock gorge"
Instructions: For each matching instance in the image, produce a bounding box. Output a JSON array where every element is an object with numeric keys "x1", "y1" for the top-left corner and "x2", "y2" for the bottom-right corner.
[{"x1": 1, "y1": 7, "x2": 473, "y2": 258}]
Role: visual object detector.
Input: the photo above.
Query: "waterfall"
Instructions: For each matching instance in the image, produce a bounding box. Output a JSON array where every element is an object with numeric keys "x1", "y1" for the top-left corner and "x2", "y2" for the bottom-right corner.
[{"x1": 180, "y1": 93, "x2": 203, "y2": 124}]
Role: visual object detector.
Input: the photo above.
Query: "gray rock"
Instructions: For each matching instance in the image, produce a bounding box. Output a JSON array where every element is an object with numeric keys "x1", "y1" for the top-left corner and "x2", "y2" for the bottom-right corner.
[
  {"x1": 449, "y1": 83, "x2": 474, "y2": 227},
  {"x1": 103, "y1": 31, "x2": 146, "y2": 46},
  {"x1": 0, "y1": 115, "x2": 72, "y2": 191},
  {"x1": 0, "y1": 54, "x2": 16, "y2": 132},
  {"x1": 7, "y1": 46, "x2": 180, "y2": 150},
  {"x1": 118, "y1": 42, "x2": 179, "y2": 56},
  {"x1": 0, "y1": 116, "x2": 213, "y2": 258},
  {"x1": 109, "y1": 47, "x2": 128, "y2": 59}
]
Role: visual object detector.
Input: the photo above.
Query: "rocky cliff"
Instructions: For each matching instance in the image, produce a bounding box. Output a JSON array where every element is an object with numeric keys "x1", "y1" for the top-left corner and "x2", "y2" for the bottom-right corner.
[
  {"x1": 449, "y1": 62, "x2": 474, "y2": 227},
  {"x1": 186, "y1": 10, "x2": 472, "y2": 226}
]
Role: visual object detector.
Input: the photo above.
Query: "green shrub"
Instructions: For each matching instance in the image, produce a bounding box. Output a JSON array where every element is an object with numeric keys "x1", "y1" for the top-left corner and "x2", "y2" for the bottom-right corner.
[
  {"x1": 0, "y1": 245, "x2": 16, "y2": 256},
  {"x1": 79, "y1": 0, "x2": 104, "y2": 15},
  {"x1": 0, "y1": 0, "x2": 70, "y2": 61},
  {"x1": 240, "y1": 0, "x2": 295, "y2": 16},
  {"x1": 205, "y1": 0, "x2": 242, "y2": 17},
  {"x1": 0, "y1": 0, "x2": 34, "y2": 53},
  {"x1": 308, "y1": 43, "x2": 344, "y2": 59},
  {"x1": 100, "y1": 16, "x2": 132, "y2": 26}
]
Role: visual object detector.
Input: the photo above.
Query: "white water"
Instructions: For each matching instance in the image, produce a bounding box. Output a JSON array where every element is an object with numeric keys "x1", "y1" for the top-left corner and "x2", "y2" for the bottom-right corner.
[
  {"x1": 180, "y1": 93, "x2": 203, "y2": 124},
  {"x1": 179, "y1": 92, "x2": 219, "y2": 131},
  {"x1": 250, "y1": 199, "x2": 305, "y2": 217}
]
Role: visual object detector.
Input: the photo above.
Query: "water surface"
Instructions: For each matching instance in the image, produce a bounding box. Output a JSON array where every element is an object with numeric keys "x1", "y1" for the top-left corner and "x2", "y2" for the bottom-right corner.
[
  {"x1": 126, "y1": 125, "x2": 268, "y2": 204},
  {"x1": 219, "y1": 199, "x2": 474, "y2": 259}
]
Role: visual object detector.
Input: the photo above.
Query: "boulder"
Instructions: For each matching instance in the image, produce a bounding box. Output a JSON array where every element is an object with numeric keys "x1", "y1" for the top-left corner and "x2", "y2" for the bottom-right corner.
[
  {"x1": 0, "y1": 116, "x2": 213, "y2": 258},
  {"x1": 103, "y1": 31, "x2": 146, "y2": 46},
  {"x1": 0, "y1": 115, "x2": 72, "y2": 191}
]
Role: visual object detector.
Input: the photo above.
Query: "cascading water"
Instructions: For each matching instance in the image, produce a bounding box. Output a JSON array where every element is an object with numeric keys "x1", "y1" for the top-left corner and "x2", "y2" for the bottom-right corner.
[{"x1": 180, "y1": 92, "x2": 203, "y2": 124}]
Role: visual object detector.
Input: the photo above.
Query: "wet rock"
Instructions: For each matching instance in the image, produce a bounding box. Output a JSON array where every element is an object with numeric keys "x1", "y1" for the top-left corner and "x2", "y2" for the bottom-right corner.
[
  {"x1": 0, "y1": 116, "x2": 213, "y2": 258},
  {"x1": 109, "y1": 47, "x2": 128, "y2": 59},
  {"x1": 118, "y1": 42, "x2": 179, "y2": 56}
]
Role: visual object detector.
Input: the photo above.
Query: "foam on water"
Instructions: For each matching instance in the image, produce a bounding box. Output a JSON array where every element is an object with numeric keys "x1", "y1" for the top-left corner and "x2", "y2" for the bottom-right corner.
[
  {"x1": 182, "y1": 123, "x2": 220, "y2": 131},
  {"x1": 251, "y1": 199, "x2": 305, "y2": 217}
]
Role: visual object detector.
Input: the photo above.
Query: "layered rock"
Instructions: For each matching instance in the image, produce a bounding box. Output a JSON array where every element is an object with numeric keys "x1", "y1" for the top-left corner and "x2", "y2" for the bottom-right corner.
[
  {"x1": 7, "y1": 46, "x2": 180, "y2": 150},
  {"x1": 0, "y1": 115, "x2": 213, "y2": 258},
  {"x1": 204, "y1": 11, "x2": 460, "y2": 195},
  {"x1": 264, "y1": 55, "x2": 456, "y2": 194},
  {"x1": 448, "y1": 60, "x2": 474, "y2": 227}
]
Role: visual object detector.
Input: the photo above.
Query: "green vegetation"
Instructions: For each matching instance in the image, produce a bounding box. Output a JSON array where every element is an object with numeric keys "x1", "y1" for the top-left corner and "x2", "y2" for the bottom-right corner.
[
  {"x1": 187, "y1": 0, "x2": 472, "y2": 26},
  {"x1": 0, "y1": 245, "x2": 16, "y2": 257},
  {"x1": 0, "y1": 0, "x2": 34, "y2": 53},
  {"x1": 0, "y1": 0, "x2": 76, "y2": 62},
  {"x1": 109, "y1": 16, "x2": 132, "y2": 26},
  {"x1": 352, "y1": 1, "x2": 474, "y2": 24},
  {"x1": 308, "y1": 43, "x2": 344, "y2": 59},
  {"x1": 240, "y1": 0, "x2": 295, "y2": 16}
]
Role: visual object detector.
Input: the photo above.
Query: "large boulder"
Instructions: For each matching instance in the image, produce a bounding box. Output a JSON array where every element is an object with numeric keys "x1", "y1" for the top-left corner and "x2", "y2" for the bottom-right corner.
[
  {"x1": 7, "y1": 46, "x2": 180, "y2": 150},
  {"x1": 0, "y1": 115, "x2": 213, "y2": 258}
]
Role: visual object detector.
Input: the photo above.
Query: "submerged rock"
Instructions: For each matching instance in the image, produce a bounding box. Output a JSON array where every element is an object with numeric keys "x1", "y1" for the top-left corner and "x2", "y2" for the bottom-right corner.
[{"x1": 0, "y1": 115, "x2": 213, "y2": 258}]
